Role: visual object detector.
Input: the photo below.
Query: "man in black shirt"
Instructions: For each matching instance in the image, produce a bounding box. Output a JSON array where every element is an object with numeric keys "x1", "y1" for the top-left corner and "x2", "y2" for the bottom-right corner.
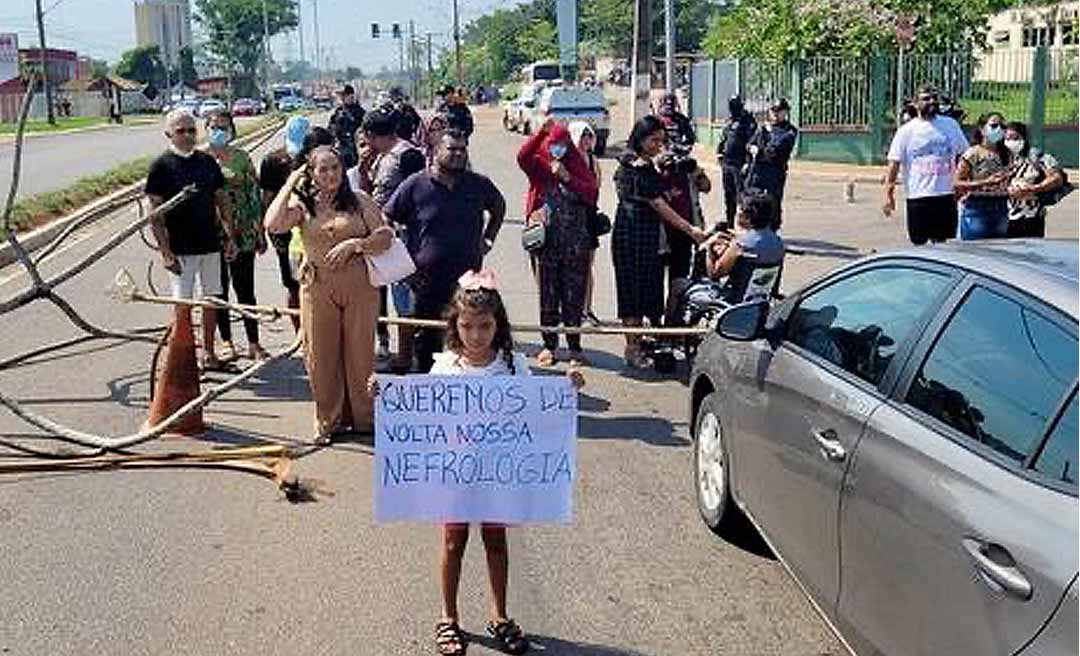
[
  {"x1": 328, "y1": 84, "x2": 366, "y2": 169},
  {"x1": 716, "y1": 96, "x2": 757, "y2": 228},
  {"x1": 384, "y1": 130, "x2": 506, "y2": 372},
  {"x1": 439, "y1": 86, "x2": 474, "y2": 138},
  {"x1": 145, "y1": 109, "x2": 236, "y2": 369},
  {"x1": 745, "y1": 98, "x2": 799, "y2": 230}
]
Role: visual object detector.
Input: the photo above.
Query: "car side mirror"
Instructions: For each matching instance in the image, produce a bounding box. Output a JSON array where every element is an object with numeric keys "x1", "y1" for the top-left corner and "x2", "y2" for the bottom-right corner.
[{"x1": 716, "y1": 301, "x2": 768, "y2": 341}]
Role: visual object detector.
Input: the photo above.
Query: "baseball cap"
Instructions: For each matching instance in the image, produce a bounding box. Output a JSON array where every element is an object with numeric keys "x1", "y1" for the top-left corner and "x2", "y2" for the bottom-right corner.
[{"x1": 284, "y1": 115, "x2": 312, "y2": 156}]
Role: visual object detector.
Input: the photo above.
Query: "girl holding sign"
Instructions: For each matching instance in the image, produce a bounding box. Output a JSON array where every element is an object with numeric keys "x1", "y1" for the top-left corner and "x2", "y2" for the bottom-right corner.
[{"x1": 427, "y1": 270, "x2": 583, "y2": 656}]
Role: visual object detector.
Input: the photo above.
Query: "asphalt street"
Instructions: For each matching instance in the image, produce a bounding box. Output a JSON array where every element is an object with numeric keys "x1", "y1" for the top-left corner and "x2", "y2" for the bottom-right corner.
[
  {"x1": 0, "y1": 116, "x2": 265, "y2": 201},
  {"x1": 0, "y1": 107, "x2": 1075, "y2": 656}
]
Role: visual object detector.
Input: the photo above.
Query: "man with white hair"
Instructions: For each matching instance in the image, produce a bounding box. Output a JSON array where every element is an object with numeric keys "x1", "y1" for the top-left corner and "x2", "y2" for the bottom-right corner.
[{"x1": 145, "y1": 109, "x2": 236, "y2": 370}]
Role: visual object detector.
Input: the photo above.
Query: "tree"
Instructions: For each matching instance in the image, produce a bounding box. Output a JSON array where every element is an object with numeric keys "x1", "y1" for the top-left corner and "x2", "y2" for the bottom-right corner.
[
  {"x1": 194, "y1": 0, "x2": 299, "y2": 96},
  {"x1": 516, "y1": 20, "x2": 560, "y2": 62},
  {"x1": 115, "y1": 45, "x2": 167, "y2": 87},
  {"x1": 176, "y1": 46, "x2": 198, "y2": 86},
  {"x1": 90, "y1": 59, "x2": 109, "y2": 81},
  {"x1": 703, "y1": 0, "x2": 1029, "y2": 61}
]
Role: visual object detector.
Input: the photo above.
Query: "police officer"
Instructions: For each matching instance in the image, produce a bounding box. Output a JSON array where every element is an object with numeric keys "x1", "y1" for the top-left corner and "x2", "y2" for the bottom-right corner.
[
  {"x1": 716, "y1": 96, "x2": 757, "y2": 229},
  {"x1": 745, "y1": 98, "x2": 798, "y2": 229},
  {"x1": 328, "y1": 84, "x2": 366, "y2": 169}
]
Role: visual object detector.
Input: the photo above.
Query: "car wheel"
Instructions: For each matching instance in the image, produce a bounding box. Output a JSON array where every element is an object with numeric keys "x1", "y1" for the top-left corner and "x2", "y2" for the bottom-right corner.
[{"x1": 694, "y1": 392, "x2": 738, "y2": 534}]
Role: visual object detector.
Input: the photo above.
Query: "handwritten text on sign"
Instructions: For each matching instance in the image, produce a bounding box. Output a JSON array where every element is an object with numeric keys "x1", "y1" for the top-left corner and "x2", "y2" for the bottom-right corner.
[{"x1": 374, "y1": 375, "x2": 577, "y2": 524}]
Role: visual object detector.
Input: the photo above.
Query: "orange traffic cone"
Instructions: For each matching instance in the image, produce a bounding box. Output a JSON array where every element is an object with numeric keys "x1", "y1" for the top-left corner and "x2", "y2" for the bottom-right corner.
[{"x1": 145, "y1": 306, "x2": 205, "y2": 436}]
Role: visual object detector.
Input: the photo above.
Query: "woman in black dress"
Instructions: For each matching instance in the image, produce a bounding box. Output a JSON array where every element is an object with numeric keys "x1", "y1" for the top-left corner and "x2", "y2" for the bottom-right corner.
[{"x1": 613, "y1": 116, "x2": 708, "y2": 368}]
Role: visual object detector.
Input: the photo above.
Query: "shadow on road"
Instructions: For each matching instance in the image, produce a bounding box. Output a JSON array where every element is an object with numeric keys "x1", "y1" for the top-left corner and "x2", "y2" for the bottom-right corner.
[
  {"x1": 469, "y1": 632, "x2": 653, "y2": 656},
  {"x1": 578, "y1": 415, "x2": 688, "y2": 447}
]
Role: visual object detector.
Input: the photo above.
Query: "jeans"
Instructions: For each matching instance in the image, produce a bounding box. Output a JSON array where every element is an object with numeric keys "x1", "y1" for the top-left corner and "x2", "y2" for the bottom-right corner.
[{"x1": 959, "y1": 197, "x2": 1008, "y2": 241}]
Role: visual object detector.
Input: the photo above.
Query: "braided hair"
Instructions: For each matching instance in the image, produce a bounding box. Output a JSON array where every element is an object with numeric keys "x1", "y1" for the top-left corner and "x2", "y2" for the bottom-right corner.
[{"x1": 444, "y1": 286, "x2": 516, "y2": 374}]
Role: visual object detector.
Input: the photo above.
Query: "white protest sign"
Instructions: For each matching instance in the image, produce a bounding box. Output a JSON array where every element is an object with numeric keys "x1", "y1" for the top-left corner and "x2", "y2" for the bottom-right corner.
[{"x1": 374, "y1": 375, "x2": 577, "y2": 524}]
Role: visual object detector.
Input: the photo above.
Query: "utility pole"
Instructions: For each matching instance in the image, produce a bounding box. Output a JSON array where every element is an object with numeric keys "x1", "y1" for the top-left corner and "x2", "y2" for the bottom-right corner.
[
  {"x1": 34, "y1": 0, "x2": 54, "y2": 124},
  {"x1": 408, "y1": 20, "x2": 417, "y2": 101},
  {"x1": 426, "y1": 32, "x2": 434, "y2": 108},
  {"x1": 452, "y1": 0, "x2": 462, "y2": 85},
  {"x1": 262, "y1": 0, "x2": 271, "y2": 96},
  {"x1": 629, "y1": 0, "x2": 652, "y2": 130},
  {"x1": 664, "y1": 0, "x2": 675, "y2": 93},
  {"x1": 312, "y1": 0, "x2": 322, "y2": 88}
]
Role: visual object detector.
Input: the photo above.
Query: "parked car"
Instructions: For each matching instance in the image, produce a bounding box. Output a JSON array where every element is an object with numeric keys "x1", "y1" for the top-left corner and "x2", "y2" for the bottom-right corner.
[
  {"x1": 162, "y1": 98, "x2": 200, "y2": 115},
  {"x1": 231, "y1": 98, "x2": 261, "y2": 116},
  {"x1": 276, "y1": 96, "x2": 304, "y2": 112},
  {"x1": 312, "y1": 95, "x2": 333, "y2": 110},
  {"x1": 518, "y1": 85, "x2": 610, "y2": 154},
  {"x1": 502, "y1": 96, "x2": 534, "y2": 133},
  {"x1": 197, "y1": 98, "x2": 226, "y2": 117},
  {"x1": 690, "y1": 239, "x2": 1078, "y2": 656}
]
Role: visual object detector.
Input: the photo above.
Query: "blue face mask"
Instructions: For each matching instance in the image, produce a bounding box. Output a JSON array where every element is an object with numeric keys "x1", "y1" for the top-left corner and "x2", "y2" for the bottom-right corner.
[
  {"x1": 983, "y1": 124, "x2": 1004, "y2": 145},
  {"x1": 208, "y1": 128, "x2": 230, "y2": 147},
  {"x1": 549, "y1": 143, "x2": 568, "y2": 160}
]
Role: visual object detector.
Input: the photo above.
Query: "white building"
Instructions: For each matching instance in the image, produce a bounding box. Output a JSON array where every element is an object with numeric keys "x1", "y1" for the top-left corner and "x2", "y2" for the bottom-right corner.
[
  {"x1": 134, "y1": 0, "x2": 193, "y2": 67},
  {"x1": 976, "y1": 1, "x2": 1079, "y2": 82}
]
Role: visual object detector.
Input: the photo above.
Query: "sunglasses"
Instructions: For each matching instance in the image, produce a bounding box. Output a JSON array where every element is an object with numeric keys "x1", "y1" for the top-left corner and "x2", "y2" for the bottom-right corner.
[{"x1": 172, "y1": 127, "x2": 197, "y2": 135}]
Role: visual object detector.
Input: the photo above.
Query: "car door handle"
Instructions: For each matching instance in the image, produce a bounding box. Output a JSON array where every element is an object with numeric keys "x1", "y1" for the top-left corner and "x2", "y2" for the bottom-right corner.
[
  {"x1": 962, "y1": 538, "x2": 1033, "y2": 601},
  {"x1": 812, "y1": 429, "x2": 847, "y2": 463}
]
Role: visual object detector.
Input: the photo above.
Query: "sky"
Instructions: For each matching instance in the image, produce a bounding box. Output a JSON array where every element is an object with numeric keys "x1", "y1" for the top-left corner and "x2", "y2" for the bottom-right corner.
[{"x1": 2, "y1": 0, "x2": 523, "y2": 73}]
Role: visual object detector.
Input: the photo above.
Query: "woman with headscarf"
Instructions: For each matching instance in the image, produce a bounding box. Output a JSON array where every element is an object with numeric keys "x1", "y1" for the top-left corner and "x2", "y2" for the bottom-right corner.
[
  {"x1": 517, "y1": 119, "x2": 599, "y2": 367},
  {"x1": 569, "y1": 120, "x2": 603, "y2": 325}
]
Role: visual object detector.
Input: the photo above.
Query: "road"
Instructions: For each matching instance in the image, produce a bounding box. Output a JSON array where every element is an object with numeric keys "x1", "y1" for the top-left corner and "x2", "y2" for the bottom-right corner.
[
  {"x1": 0, "y1": 117, "x2": 265, "y2": 202},
  {"x1": 0, "y1": 107, "x2": 1075, "y2": 656}
]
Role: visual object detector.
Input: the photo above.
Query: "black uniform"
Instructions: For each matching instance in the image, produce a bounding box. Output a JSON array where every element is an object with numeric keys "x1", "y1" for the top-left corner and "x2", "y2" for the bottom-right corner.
[
  {"x1": 744, "y1": 121, "x2": 798, "y2": 229},
  {"x1": 446, "y1": 103, "x2": 474, "y2": 138},
  {"x1": 716, "y1": 111, "x2": 757, "y2": 227},
  {"x1": 395, "y1": 103, "x2": 423, "y2": 143},
  {"x1": 329, "y1": 102, "x2": 366, "y2": 169}
]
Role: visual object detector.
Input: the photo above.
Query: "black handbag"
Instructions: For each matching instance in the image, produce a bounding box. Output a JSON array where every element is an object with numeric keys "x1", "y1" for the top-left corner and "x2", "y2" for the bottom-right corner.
[{"x1": 588, "y1": 209, "x2": 612, "y2": 237}]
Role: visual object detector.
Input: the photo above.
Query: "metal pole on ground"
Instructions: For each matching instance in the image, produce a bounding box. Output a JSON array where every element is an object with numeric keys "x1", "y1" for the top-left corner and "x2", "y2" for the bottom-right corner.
[{"x1": 664, "y1": 0, "x2": 675, "y2": 93}]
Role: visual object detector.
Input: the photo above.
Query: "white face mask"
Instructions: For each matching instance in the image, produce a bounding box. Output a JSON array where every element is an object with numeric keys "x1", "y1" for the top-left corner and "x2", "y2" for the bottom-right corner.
[{"x1": 1005, "y1": 139, "x2": 1025, "y2": 155}]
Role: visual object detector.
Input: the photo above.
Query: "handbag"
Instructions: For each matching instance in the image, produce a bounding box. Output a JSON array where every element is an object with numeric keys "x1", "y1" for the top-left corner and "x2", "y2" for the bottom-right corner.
[
  {"x1": 521, "y1": 222, "x2": 546, "y2": 253},
  {"x1": 365, "y1": 237, "x2": 416, "y2": 287},
  {"x1": 588, "y1": 209, "x2": 612, "y2": 237}
]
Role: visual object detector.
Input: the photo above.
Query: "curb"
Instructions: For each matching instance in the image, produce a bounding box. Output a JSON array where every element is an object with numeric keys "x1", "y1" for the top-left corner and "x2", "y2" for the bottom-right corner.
[
  {"x1": 0, "y1": 118, "x2": 161, "y2": 144},
  {"x1": 0, "y1": 117, "x2": 287, "y2": 271}
]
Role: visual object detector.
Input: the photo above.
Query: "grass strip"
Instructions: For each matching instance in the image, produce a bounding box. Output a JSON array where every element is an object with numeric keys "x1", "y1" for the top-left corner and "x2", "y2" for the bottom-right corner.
[{"x1": 4, "y1": 116, "x2": 283, "y2": 235}]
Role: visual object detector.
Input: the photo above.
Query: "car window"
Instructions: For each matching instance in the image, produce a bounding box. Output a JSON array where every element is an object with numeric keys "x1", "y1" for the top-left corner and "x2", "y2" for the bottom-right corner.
[
  {"x1": 906, "y1": 286, "x2": 1078, "y2": 464},
  {"x1": 1033, "y1": 392, "x2": 1077, "y2": 487},
  {"x1": 786, "y1": 266, "x2": 952, "y2": 385}
]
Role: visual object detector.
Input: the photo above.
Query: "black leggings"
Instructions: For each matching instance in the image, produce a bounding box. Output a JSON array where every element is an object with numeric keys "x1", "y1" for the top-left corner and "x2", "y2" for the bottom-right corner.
[{"x1": 216, "y1": 251, "x2": 259, "y2": 345}]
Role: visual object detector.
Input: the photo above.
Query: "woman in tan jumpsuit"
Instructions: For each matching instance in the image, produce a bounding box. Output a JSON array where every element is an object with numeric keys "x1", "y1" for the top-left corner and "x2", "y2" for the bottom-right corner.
[{"x1": 265, "y1": 146, "x2": 393, "y2": 443}]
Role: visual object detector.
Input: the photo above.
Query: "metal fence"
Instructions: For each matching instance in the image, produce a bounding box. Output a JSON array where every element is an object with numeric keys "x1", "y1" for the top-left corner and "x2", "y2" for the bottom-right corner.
[{"x1": 690, "y1": 47, "x2": 1079, "y2": 130}]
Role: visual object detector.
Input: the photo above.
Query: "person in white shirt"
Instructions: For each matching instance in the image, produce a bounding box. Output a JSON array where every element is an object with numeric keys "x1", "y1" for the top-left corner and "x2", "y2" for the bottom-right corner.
[{"x1": 882, "y1": 87, "x2": 969, "y2": 245}]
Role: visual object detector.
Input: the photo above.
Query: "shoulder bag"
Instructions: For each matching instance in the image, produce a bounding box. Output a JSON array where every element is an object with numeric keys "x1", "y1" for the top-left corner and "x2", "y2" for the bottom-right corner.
[{"x1": 365, "y1": 237, "x2": 416, "y2": 287}]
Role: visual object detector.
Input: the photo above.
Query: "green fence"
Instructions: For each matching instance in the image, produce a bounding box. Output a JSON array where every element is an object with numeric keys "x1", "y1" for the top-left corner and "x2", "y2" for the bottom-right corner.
[{"x1": 690, "y1": 46, "x2": 1079, "y2": 167}]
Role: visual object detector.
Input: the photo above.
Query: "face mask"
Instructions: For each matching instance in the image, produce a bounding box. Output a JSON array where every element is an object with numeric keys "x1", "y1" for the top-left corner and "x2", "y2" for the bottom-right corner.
[
  {"x1": 549, "y1": 143, "x2": 568, "y2": 160},
  {"x1": 1004, "y1": 139, "x2": 1025, "y2": 155},
  {"x1": 208, "y1": 128, "x2": 230, "y2": 147},
  {"x1": 982, "y1": 124, "x2": 1004, "y2": 144}
]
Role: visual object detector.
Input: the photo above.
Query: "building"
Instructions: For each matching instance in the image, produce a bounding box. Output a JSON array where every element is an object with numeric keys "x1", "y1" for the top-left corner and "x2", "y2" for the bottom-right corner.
[
  {"x1": 134, "y1": 0, "x2": 193, "y2": 67},
  {"x1": 977, "y1": 1, "x2": 1079, "y2": 83},
  {"x1": 18, "y1": 48, "x2": 78, "y2": 86}
]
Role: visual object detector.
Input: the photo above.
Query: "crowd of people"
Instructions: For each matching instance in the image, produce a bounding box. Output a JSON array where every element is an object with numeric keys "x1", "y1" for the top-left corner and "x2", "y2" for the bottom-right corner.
[
  {"x1": 884, "y1": 85, "x2": 1067, "y2": 243},
  {"x1": 140, "y1": 79, "x2": 1069, "y2": 656}
]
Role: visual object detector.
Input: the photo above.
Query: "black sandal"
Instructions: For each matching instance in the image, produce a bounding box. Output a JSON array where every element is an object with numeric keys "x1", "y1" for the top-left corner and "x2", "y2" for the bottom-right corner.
[
  {"x1": 487, "y1": 619, "x2": 529, "y2": 655},
  {"x1": 435, "y1": 620, "x2": 467, "y2": 656}
]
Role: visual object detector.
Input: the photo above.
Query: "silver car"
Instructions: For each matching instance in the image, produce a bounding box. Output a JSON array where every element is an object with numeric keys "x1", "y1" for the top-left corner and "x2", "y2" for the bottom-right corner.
[{"x1": 690, "y1": 239, "x2": 1077, "y2": 655}]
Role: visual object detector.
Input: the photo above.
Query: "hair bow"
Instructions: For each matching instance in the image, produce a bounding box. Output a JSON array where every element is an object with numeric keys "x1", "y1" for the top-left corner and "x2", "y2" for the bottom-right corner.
[{"x1": 458, "y1": 269, "x2": 497, "y2": 291}]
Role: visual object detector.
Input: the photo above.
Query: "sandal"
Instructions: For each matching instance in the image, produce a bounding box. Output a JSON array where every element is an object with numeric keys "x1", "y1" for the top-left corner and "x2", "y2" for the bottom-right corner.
[
  {"x1": 435, "y1": 620, "x2": 468, "y2": 656},
  {"x1": 487, "y1": 619, "x2": 528, "y2": 655},
  {"x1": 218, "y1": 341, "x2": 238, "y2": 362},
  {"x1": 535, "y1": 348, "x2": 557, "y2": 368}
]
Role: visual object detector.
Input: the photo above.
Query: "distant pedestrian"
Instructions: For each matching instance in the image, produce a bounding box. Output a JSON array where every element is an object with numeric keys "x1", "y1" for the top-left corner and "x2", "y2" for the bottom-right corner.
[
  {"x1": 145, "y1": 109, "x2": 236, "y2": 371},
  {"x1": 569, "y1": 120, "x2": 603, "y2": 325},
  {"x1": 955, "y1": 112, "x2": 1012, "y2": 240},
  {"x1": 383, "y1": 130, "x2": 506, "y2": 373},
  {"x1": 716, "y1": 96, "x2": 757, "y2": 229},
  {"x1": 518, "y1": 120, "x2": 599, "y2": 367},
  {"x1": 386, "y1": 87, "x2": 423, "y2": 143},
  {"x1": 655, "y1": 91, "x2": 695, "y2": 148},
  {"x1": 1005, "y1": 121, "x2": 1067, "y2": 238},
  {"x1": 328, "y1": 84, "x2": 366, "y2": 169},
  {"x1": 204, "y1": 109, "x2": 269, "y2": 362},
  {"x1": 442, "y1": 86, "x2": 475, "y2": 138},
  {"x1": 883, "y1": 86, "x2": 969, "y2": 245},
  {"x1": 613, "y1": 116, "x2": 708, "y2": 369},
  {"x1": 264, "y1": 146, "x2": 394, "y2": 444},
  {"x1": 258, "y1": 115, "x2": 312, "y2": 333},
  {"x1": 744, "y1": 98, "x2": 798, "y2": 229}
]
